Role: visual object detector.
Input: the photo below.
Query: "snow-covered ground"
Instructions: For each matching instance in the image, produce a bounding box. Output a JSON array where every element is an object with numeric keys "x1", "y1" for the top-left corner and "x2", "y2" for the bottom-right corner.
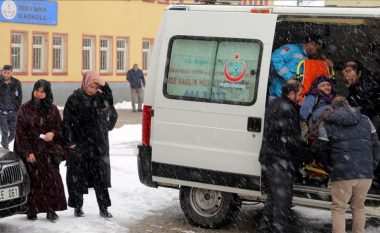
[
  {"x1": 1, "y1": 124, "x2": 379, "y2": 232},
  {"x1": 0, "y1": 124, "x2": 178, "y2": 233}
]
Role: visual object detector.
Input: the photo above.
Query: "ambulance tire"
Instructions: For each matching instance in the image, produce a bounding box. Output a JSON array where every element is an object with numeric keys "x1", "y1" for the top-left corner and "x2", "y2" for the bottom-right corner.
[{"x1": 179, "y1": 186, "x2": 241, "y2": 229}]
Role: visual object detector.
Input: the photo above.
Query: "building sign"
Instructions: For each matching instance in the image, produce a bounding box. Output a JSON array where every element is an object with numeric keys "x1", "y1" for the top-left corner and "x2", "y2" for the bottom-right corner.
[{"x1": 0, "y1": 0, "x2": 58, "y2": 25}]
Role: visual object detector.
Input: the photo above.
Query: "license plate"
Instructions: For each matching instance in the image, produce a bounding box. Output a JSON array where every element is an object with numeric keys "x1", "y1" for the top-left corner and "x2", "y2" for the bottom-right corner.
[{"x1": 0, "y1": 186, "x2": 19, "y2": 201}]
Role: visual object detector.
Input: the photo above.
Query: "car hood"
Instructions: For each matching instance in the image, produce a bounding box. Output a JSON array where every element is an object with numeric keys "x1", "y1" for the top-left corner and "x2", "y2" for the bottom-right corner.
[{"x1": 0, "y1": 148, "x2": 18, "y2": 163}]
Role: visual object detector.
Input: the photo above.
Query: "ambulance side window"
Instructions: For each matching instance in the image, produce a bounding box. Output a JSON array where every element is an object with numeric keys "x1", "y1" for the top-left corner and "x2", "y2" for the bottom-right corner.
[{"x1": 164, "y1": 36, "x2": 263, "y2": 106}]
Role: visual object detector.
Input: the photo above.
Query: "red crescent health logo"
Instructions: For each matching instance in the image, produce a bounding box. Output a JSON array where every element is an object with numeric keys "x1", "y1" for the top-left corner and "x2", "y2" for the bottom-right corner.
[{"x1": 224, "y1": 65, "x2": 246, "y2": 83}]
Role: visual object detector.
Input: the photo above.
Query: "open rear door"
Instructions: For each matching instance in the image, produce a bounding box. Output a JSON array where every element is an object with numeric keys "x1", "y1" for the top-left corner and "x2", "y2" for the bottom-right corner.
[{"x1": 151, "y1": 8, "x2": 277, "y2": 196}]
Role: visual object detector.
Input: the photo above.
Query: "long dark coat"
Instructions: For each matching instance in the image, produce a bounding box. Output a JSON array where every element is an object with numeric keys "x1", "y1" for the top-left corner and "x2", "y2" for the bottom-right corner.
[
  {"x1": 14, "y1": 101, "x2": 67, "y2": 214},
  {"x1": 62, "y1": 83, "x2": 118, "y2": 196},
  {"x1": 259, "y1": 96, "x2": 311, "y2": 172}
]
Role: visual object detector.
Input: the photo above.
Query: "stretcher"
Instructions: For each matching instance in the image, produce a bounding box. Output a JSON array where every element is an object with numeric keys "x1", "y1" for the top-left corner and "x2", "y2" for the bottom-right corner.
[{"x1": 296, "y1": 59, "x2": 335, "y2": 104}]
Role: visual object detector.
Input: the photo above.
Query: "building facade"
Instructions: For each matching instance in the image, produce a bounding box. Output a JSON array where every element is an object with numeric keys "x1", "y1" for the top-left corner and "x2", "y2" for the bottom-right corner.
[{"x1": 0, "y1": 0, "x2": 167, "y2": 83}]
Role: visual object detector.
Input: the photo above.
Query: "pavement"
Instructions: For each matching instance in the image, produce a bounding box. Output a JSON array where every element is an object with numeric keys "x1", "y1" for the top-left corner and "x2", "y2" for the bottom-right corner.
[{"x1": 114, "y1": 109, "x2": 142, "y2": 128}]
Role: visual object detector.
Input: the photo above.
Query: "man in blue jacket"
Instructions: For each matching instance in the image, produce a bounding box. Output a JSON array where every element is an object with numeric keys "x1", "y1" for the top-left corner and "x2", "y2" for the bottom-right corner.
[
  {"x1": 268, "y1": 34, "x2": 324, "y2": 101},
  {"x1": 126, "y1": 64, "x2": 146, "y2": 112},
  {"x1": 317, "y1": 96, "x2": 380, "y2": 233}
]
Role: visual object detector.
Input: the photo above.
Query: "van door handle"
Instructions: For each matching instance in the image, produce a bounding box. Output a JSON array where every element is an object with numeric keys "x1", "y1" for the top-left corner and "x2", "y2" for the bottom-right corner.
[{"x1": 247, "y1": 117, "x2": 261, "y2": 132}]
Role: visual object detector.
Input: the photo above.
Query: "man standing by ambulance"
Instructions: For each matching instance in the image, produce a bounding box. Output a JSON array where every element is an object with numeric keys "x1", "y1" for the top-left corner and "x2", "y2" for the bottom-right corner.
[
  {"x1": 317, "y1": 96, "x2": 380, "y2": 233},
  {"x1": 258, "y1": 81, "x2": 312, "y2": 233},
  {"x1": 0, "y1": 65, "x2": 22, "y2": 149}
]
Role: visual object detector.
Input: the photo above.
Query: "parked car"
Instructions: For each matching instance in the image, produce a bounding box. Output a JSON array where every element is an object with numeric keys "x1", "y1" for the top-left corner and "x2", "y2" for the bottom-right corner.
[{"x1": 0, "y1": 148, "x2": 30, "y2": 218}]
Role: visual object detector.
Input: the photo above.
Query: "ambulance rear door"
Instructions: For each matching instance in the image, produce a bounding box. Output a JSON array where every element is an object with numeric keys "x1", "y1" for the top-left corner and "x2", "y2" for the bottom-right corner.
[{"x1": 150, "y1": 7, "x2": 278, "y2": 196}]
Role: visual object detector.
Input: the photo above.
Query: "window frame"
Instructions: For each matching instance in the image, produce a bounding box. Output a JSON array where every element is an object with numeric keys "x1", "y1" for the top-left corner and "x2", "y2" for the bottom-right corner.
[
  {"x1": 82, "y1": 35, "x2": 96, "y2": 73},
  {"x1": 32, "y1": 32, "x2": 49, "y2": 75},
  {"x1": 10, "y1": 31, "x2": 28, "y2": 75},
  {"x1": 157, "y1": 0, "x2": 170, "y2": 4},
  {"x1": 142, "y1": 38, "x2": 154, "y2": 72},
  {"x1": 116, "y1": 36, "x2": 130, "y2": 75},
  {"x1": 52, "y1": 33, "x2": 68, "y2": 75},
  {"x1": 99, "y1": 36, "x2": 113, "y2": 75},
  {"x1": 163, "y1": 35, "x2": 263, "y2": 106}
]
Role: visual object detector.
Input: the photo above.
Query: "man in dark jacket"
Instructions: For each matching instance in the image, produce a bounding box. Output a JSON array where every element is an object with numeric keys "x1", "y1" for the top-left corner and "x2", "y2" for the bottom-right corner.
[
  {"x1": 0, "y1": 65, "x2": 22, "y2": 149},
  {"x1": 258, "y1": 81, "x2": 311, "y2": 233},
  {"x1": 342, "y1": 60, "x2": 380, "y2": 136},
  {"x1": 317, "y1": 96, "x2": 380, "y2": 233},
  {"x1": 126, "y1": 64, "x2": 145, "y2": 112}
]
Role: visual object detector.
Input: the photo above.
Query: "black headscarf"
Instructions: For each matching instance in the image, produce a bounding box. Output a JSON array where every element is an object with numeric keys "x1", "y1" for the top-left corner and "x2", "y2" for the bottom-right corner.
[{"x1": 31, "y1": 79, "x2": 53, "y2": 116}]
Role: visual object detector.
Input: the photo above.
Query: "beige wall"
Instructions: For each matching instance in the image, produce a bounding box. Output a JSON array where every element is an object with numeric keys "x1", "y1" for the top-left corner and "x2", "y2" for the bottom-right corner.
[
  {"x1": 0, "y1": 1, "x2": 166, "y2": 82},
  {"x1": 326, "y1": 0, "x2": 380, "y2": 6}
]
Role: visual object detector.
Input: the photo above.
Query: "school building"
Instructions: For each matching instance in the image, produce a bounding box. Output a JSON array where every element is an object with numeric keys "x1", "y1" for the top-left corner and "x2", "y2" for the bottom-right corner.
[{"x1": 0, "y1": 0, "x2": 169, "y2": 104}]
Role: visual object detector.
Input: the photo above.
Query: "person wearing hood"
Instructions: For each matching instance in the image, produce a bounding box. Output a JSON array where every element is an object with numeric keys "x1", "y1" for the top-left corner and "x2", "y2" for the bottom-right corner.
[
  {"x1": 316, "y1": 96, "x2": 380, "y2": 233},
  {"x1": 300, "y1": 76, "x2": 335, "y2": 123},
  {"x1": 62, "y1": 71, "x2": 118, "y2": 218},
  {"x1": 300, "y1": 76, "x2": 335, "y2": 137},
  {"x1": 14, "y1": 79, "x2": 67, "y2": 221}
]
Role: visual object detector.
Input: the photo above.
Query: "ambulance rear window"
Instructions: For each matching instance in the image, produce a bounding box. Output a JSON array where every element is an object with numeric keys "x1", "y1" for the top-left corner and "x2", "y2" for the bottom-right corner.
[{"x1": 163, "y1": 36, "x2": 263, "y2": 106}]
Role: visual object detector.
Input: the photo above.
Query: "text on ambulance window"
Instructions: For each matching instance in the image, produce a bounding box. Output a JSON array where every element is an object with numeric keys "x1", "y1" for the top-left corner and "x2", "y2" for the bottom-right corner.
[{"x1": 164, "y1": 36, "x2": 263, "y2": 105}]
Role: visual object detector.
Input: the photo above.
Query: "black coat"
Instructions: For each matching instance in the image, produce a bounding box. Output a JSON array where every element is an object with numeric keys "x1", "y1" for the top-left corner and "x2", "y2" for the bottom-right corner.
[
  {"x1": 15, "y1": 101, "x2": 67, "y2": 213},
  {"x1": 62, "y1": 83, "x2": 118, "y2": 194},
  {"x1": 347, "y1": 75, "x2": 380, "y2": 119},
  {"x1": 317, "y1": 107, "x2": 379, "y2": 181},
  {"x1": 0, "y1": 76, "x2": 22, "y2": 110},
  {"x1": 259, "y1": 97, "x2": 310, "y2": 173}
]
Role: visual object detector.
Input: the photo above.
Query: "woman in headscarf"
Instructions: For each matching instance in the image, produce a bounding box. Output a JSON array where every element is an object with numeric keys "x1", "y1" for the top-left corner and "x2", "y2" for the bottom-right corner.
[
  {"x1": 300, "y1": 76, "x2": 335, "y2": 134},
  {"x1": 62, "y1": 71, "x2": 118, "y2": 218},
  {"x1": 14, "y1": 79, "x2": 67, "y2": 221}
]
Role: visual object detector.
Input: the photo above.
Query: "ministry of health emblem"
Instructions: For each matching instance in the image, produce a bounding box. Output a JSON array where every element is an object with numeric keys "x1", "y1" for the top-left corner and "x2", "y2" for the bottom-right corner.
[{"x1": 223, "y1": 53, "x2": 246, "y2": 83}]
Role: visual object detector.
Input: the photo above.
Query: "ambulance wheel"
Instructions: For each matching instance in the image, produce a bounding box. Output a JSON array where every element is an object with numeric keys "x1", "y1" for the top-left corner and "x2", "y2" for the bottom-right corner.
[{"x1": 179, "y1": 186, "x2": 241, "y2": 229}]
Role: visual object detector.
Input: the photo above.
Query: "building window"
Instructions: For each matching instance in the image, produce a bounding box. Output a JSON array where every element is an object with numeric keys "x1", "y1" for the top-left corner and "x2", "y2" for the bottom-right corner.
[
  {"x1": 32, "y1": 33, "x2": 48, "y2": 73},
  {"x1": 142, "y1": 39, "x2": 154, "y2": 71},
  {"x1": 11, "y1": 32, "x2": 27, "y2": 73},
  {"x1": 52, "y1": 34, "x2": 67, "y2": 74},
  {"x1": 116, "y1": 38, "x2": 128, "y2": 74},
  {"x1": 243, "y1": 0, "x2": 269, "y2": 5},
  {"x1": 100, "y1": 37, "x2": 112, "y2": 73},
  {"x1": 83, "y1": 36, "x2": 95, "y2": 72},
  {"x1": 157, "y1": 0, "x2": 169, "y2": 4}
]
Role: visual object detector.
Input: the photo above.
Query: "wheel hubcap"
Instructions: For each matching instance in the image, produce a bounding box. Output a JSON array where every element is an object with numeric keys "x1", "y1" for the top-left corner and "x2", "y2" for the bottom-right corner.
[{"x1": 189, "y1": 187, "x2": 223, "y2": 217}]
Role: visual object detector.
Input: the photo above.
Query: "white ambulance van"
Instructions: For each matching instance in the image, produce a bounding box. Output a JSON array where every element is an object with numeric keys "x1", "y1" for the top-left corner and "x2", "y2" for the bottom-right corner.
[{"x1": 137, "y1": 5, "x2": 380, "y2": 228}]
